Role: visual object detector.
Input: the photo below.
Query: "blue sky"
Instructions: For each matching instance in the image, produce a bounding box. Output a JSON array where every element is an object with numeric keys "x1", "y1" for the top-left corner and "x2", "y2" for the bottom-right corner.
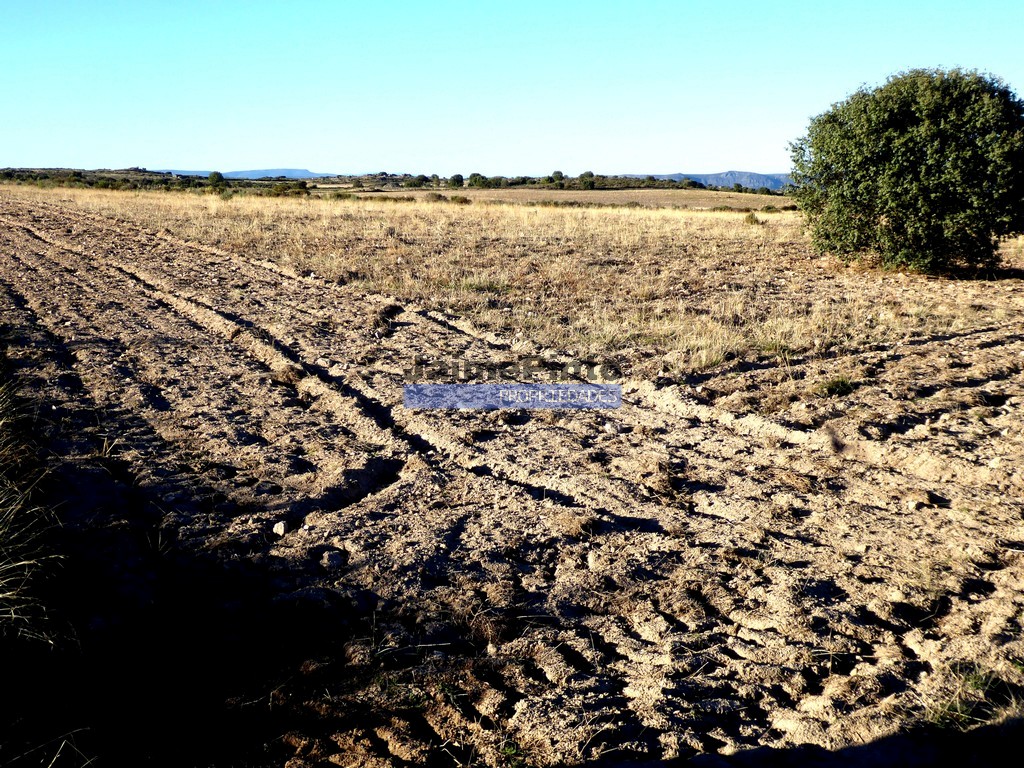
[{"x1": 3, "y1": 0, "x2": 1023, "y2": 175}]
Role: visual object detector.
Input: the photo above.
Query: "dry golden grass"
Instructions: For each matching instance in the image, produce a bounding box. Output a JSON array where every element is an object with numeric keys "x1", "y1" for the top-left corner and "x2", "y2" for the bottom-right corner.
[
  {"x1": 6, "y1": 185, "x2": 1021, "y2": 378},
  {"x1": 346, "y1": 186, "x2": 786, "y2": 210}
]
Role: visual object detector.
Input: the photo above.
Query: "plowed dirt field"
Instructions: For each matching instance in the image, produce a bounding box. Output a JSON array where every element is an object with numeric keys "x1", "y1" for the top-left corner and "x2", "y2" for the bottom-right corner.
[{"x1": 2, "y1": 190, "x2": 1024, "y2": 766}]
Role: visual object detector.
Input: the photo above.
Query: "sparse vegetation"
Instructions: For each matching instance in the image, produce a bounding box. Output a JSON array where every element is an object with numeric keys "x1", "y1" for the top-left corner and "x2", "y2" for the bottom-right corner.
[
  {"x1": 925, "y1": 662, "x2": 1024, "y2": 730},
  {"x1": 6, "y1": 185, "x2": 1010, "y2": 380}
]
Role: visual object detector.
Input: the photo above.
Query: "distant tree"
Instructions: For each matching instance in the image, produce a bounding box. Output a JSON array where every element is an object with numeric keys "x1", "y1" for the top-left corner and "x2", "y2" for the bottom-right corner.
[
  {"x1": 404, "y1": 174, "x2": 430, "y2": 188},
  {"x1": 791, "y1": 68, "x2": 1024, "y2": 272},
  {"x1": 208, "y1": 171, "x2": 226, "y2": 186},
  {"x1": 551, "y1": 170, "x2": 565, "y2": 181},
  {"x1": 467, "y1": 173, "x2": 487, "y2": 188},
  {"x1": 448, "y1": 173, "x2": 464, "y2": 188}
]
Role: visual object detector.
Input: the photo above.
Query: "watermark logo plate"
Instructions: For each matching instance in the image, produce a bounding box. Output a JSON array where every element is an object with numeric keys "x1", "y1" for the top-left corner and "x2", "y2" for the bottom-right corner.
[{"x1": 404, "y1": 383, "x2": 622, "y2": 410}]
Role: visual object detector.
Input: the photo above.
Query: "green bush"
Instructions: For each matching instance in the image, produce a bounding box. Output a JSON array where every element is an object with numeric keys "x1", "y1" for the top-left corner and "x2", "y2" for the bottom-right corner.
[
  {"x1": 790, "y1": 68, "x2": 1024, "y2": 272},
  {"x1": 267, "y1": 180, "x2": 309, "y2": 197}
]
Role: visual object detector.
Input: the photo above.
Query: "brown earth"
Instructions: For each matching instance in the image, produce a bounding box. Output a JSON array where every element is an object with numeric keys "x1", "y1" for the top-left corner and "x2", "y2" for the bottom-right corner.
[{"x1": 1, "y1": 191, "x2": 1024, "y2": 767}]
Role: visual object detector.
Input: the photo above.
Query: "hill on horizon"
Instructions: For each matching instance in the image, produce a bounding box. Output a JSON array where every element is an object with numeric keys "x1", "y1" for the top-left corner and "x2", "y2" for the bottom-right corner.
[
  {"x1": 159, "y1": 168, "x2": 335, "y2": 180},
  {"x1": 640, "y1": 171, "x2": 791, "y2": 190}
]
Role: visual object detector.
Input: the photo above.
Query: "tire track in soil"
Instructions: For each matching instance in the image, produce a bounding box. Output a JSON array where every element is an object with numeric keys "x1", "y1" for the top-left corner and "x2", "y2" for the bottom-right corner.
[
  {"x1": 4, "y1": 211, "x2": 618, "y2": 510},
  {"x1": 2, "y1": 208, "x2": 688, "y2": 761},
  {"x1": 0, "y1": 274, "x2": 407, "y2": 768},
  {"x1": 0, "y1": 222, "x2": 410, "y2": 553},
  {"x1": 3, "y1": 197, "x2": 1024, "y2": 766}
]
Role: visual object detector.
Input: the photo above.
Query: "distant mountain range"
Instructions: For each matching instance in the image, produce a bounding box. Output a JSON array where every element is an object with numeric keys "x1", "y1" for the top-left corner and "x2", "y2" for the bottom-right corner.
[
  {"x1": 640, "y1": 171, "x2": 792, "y2": 191},
  {"x1": 159, "y1": 168, "x2": 335, "y2": 179}
]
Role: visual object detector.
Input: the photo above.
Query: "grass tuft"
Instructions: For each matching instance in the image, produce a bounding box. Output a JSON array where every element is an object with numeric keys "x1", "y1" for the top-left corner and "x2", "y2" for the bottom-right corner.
[
  {"x1": 814, "y1": 376, "x2": 857, "y2": 398},
  {"x1": 925, "y1": 662, "x2": 1024, "y2": 730}
]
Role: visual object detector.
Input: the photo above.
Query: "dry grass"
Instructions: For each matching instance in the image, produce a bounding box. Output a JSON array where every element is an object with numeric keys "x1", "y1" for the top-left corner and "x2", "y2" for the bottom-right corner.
[
  {"x1": 922, "y1": 662, "x2": 1024, "y2": 731},
  {"x1": 5, "y1": 185, "x2": 1020, "y2": 378},
  {"x1": 344, "y1": 186, "x2": 786, "y2": 210},
  {"x1": 0, "y1": 378, "x2": 43, "y2": 640}
]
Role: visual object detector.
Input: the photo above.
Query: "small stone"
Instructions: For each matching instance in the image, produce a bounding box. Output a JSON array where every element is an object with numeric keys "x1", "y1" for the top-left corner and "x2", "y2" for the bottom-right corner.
[
  {"x1": 904, "y1": 489, "x2": 932, "y2": 511},
  {"x1": 321, "y1": 550, "x2": 347, "y2": 569},
  {"x1": 603, "y1": 422, "x2": 620, "y2": 435},
  {"x1": 272, "y1": 521, "x2": 289, "y2": 536}
]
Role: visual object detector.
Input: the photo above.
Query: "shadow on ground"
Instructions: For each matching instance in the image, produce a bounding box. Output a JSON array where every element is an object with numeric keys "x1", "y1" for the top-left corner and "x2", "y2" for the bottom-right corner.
[
  {"x1": 685, "y1": 717, "x2": 1024, "y2": 768},
  {"x1": 0, "y1": 449, "x2": 364, "y2": 768}
]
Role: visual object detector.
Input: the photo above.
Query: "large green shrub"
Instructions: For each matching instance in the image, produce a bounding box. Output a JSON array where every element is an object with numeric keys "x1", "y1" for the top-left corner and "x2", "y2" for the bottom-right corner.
[{"x1": 790, "y1": 68, "x2": 1024, "y2": 272}]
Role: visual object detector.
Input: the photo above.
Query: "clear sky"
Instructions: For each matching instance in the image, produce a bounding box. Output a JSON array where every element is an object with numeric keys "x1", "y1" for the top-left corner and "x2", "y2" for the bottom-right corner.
[{"x1": 3, "y1": 0, "x2": 1023, "y2": 176}]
